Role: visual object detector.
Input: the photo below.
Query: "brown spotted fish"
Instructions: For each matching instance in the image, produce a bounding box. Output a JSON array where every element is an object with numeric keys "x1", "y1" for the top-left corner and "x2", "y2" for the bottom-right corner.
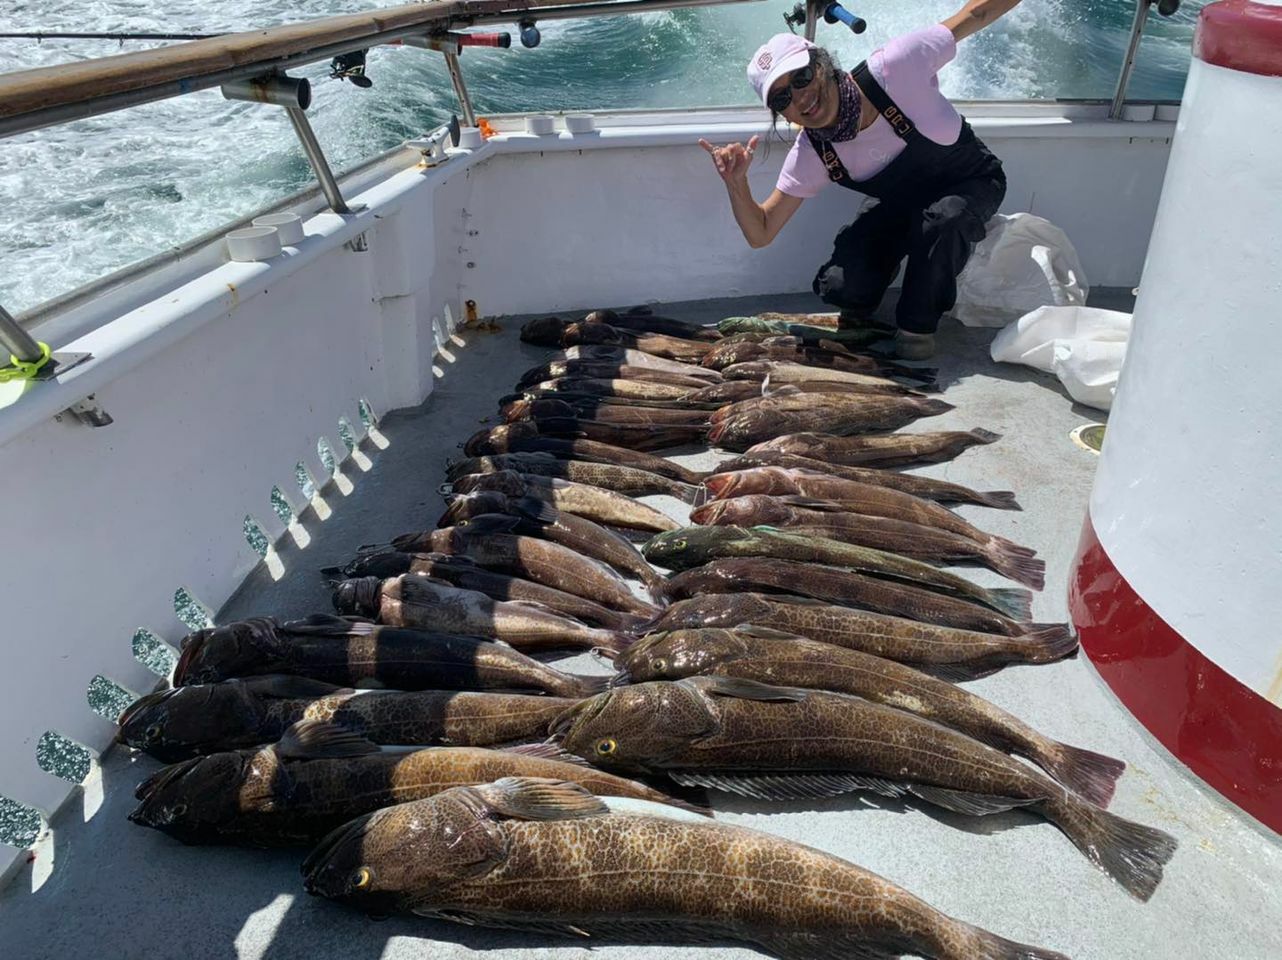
[
  {"x1": 648, "y1": 593, "x2": 1075, "y2": 678},
  {"x1": 129, "y1": 720, "x2": 701, "y2": 846},
  {"x1": 331, "y1": 574, "x2": 633, "y2": 654},
  {"x1": 556, "y1": 678, "x2": 1176, "y2": 901},
  {"x1": 746, "y1": 428, "x2": 1002, "y2": 468},
  {"x1": 302, "y1": 776, "x2": 1070, "y2": 959},
  {"x1": 173, "y1": 614, "x2": 606, "y2": 698},
  {"x1": 616, "y1": 628, "x2": 1123, "y2": 806},
  {"x1": 116, "y1": 676, "x2": 576, "y2": 762}
]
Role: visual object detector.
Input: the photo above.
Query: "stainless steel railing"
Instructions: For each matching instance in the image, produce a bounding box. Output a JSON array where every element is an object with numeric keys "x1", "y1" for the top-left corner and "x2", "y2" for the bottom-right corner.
[
  {"x1": 0, "y1": 0, "x2": 760, "y2": 380},
  {"x1": 1111, "y1": 0, "x2": 1184, "y2": 119}
]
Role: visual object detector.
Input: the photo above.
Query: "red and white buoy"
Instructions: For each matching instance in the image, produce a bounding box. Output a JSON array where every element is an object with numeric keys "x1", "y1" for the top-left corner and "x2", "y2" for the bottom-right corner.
[{"x1": 1069, "y1": 0, "x2": 1282, "y2": 833}]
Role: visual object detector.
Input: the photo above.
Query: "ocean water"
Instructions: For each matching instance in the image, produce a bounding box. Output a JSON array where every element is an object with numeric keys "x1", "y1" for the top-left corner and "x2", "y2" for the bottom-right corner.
[{"x1": 0, "y1": 0, "x2": 1205, "y2": 314}]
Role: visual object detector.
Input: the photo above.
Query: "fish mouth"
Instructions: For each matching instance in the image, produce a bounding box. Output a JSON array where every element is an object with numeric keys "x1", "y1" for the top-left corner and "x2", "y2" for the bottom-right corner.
[
  {"x1": 116, "y1": 688, "x2": 178, "y2": 739},
  {"x1": 171, "y1": 633, "x2": 211, "y2": 686},
  {"x1": 548, "y1": 691, "x2": 612, "y2": 744},
  {"x1": 133, "y1": 755, "x2": 204, "y2": 804},
  {"x1": 689, "y1": 503, "x2": 722, "y2": 524},
  {"x1": 702, "y1": 474, "x2": 733, "y2": 499},
  {"x1": 331, "y1": 577, "x2": 382, "y2": 617}
]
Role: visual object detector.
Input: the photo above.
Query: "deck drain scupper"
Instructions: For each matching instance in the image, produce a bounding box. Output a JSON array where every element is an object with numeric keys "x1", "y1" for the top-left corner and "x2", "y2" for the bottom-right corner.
[{"x1": 1071, "y1": 424, "x2": 1106, "y2": 454}]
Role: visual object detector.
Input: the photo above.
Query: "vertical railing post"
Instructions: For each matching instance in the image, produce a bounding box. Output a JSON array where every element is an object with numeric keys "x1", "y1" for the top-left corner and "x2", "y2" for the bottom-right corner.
[
  {"x1": 283, "y1": 106, "x2": 353, "y2": 215},
  {"x1": 1110, "y1": 0, "x2": 1182, "y2": 120},
  {"x1": 0, "y1": 303, "x2": 43, "y2": 364},
  {"x1": 442, "y1": 51, "x2": 478, "y2": 128}
]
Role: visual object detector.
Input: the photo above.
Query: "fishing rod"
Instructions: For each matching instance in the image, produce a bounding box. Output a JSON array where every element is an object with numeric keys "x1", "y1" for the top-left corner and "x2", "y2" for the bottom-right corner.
[
  {"x1": 0, "y1": 29, "x2": 514, "y2": 89},
  {"x1": 0, "y1": 31, "x2": 222, "y2": 42}
]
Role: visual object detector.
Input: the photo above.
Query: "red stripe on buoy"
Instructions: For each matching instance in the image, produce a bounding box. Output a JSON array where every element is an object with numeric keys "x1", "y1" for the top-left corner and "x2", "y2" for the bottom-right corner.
[
  {"x1": 1194, "y1": 0, "x2": 1282, "y2": 77},
  {"x1": 1070, "y1": 519, "x2": 1282, "y2": 835}
]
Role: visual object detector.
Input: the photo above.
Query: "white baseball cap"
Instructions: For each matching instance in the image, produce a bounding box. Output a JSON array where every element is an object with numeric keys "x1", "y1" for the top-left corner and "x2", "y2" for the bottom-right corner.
[{"x1": 747, "y1": 34, "x2": 816, "y2": 109}]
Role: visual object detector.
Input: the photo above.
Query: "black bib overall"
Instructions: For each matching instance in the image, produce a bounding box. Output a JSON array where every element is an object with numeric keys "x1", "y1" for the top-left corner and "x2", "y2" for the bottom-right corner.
[{"x1": 808, "y1": 61, "x2": 1006, "y2": 335}]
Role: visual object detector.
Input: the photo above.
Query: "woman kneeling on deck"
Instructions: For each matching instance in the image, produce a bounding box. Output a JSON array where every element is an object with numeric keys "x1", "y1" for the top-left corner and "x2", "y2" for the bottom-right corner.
[{"x1": 700, "y1": 0, "x2": 1024, "y2": 360}]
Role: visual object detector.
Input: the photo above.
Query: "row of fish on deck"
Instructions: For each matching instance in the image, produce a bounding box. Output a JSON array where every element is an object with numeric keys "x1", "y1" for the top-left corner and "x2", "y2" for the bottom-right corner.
[{"x1": 116, "y1": 308, "x2": 1176, "y2": 959}]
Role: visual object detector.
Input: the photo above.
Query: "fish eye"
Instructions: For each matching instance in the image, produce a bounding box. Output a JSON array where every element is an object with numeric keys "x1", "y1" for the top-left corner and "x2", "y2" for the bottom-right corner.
[
  {"x1": 145, "y1": 723, "x2": 163, "y2": 741},
  {"x1": 650, "y1": 658, "x2": 667, "y2": 673},
  {"x1": 458, "y1": 518, "x2": 470, "y2": 526},
  {"x1": 595, "y1": 738, "x2": 617, "y2": 756},
  {"x1": 350, "y1": 867, "x2": 372, "y2": 890},
  {"x1": 171, "y1": 803, "x2": 188, "y2": 817},
  {"x1": 671, "y1": 539, "x2": 686, "y2": 550}
]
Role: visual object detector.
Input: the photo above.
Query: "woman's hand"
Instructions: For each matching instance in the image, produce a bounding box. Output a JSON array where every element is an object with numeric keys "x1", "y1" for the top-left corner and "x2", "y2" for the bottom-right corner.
[{"x1": 698, "y1": 135, "x2": 760, "y2": 183}]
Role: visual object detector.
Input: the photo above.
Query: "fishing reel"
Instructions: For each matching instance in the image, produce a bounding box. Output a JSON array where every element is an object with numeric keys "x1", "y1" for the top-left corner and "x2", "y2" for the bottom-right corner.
[
  {"x1": 330, "y1": 49, "x2": 372, "y2": 88},
  {"x1": 784, "y1": 1, "x2": 866, "y2": 36}
]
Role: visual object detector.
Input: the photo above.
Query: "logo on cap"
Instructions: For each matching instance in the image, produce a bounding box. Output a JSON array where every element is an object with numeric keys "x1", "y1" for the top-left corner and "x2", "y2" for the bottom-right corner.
[{"x1": 757, "y1": 52, "x2": 773, "y2": 70}]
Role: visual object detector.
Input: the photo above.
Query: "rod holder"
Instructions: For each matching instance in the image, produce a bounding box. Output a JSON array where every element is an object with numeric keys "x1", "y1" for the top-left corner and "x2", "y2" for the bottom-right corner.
[
  {"x1": 220, "y1": 74, "x2": 311, "y2": 110},
  {"x1": 221, "y1": 73, "x2": 352, "y2": 215}
]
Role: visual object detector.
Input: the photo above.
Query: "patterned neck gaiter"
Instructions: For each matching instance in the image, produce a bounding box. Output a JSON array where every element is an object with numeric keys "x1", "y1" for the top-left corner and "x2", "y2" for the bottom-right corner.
[{"x1": 809, "y1": 70, "x2": 862, "y2": 143}]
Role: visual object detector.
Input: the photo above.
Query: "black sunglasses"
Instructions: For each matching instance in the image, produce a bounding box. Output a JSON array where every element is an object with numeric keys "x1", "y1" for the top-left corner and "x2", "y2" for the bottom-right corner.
[{"x1": 767, "y1": 62, "x2": 817, "y2": 113}]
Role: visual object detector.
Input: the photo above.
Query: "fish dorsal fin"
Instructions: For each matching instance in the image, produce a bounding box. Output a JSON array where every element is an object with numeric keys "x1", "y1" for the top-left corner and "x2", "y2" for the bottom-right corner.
[
  {"x1": 500, "y1": 743, "x2": 593, "y2": 767},
  {"x1": 684, "y1": 676, "x2": 807, "y2": 702},
  {"x1": 239, "y1": 675, "x2": 347, "y2": 698},
  {"x1": 476, "y1": 777, "x2": 610, "y2": 821},
  {"x1": 510, "y1": 495, "x2": 561, "y2": 525},
  {"x1": 734, "y1": 624, "x2": 811, "y2": 643},
  {"x1": 274, "y1": 720, "x2": 380, "y2": 760},
  {"x1": 776, "y1": 495, "x2": 849, "y2": 512}
]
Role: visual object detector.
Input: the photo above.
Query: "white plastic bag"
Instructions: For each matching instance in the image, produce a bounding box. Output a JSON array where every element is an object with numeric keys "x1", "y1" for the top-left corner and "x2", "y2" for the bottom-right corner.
[
  {"x1": 952, "y1": 213, "x2": 1089, "y2": 327},
  {"x1": 990, "y1": 305, "x2": 1132, "y2": 411}
]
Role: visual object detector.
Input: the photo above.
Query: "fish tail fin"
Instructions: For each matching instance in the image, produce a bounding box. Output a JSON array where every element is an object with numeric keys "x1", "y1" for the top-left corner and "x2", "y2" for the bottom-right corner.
[
  {"x1": 968, "y1": 428, "x2": 1002, "y2": 444},
  {"x1": 989, "y1": 534, "x2": 1038, "y2": 559},
  {"x1": 954, "y1": 925, "x2": 1071, "y2": 960},
  {"x1": 985, "y1": 543, "x2": 1046, "y2": 590},
  {"x1": 634, "y1": 567, "x2": 670, "y2": 604},
  {"x1": 673, "y1": 465, "x2": 712, "y2": 484},
  {"x1": 673, "y1": 482, "x2": 701, "y2": 505},
  {"x1": 566, "y1": 673, "x2": 613, "y2": 698},
  {"x1": 592, "y1": 631, "x2": 636, "y2": 654},
  {"x1": 1020, "y1": 623, "x2": 1078, "y2": 662},
  {"x1": 985, "y1": 587, "x2": 1034, "y2": 621},
  {"x1": 977, "y1": 490, "x2": 1022, "y2": 510},
  {"x1": 1032, "y1": 740, "x2": 1127, "y2": 808},
  {"x1": 1047, "y1": 795, "x2": 1178, "y2": 902}
]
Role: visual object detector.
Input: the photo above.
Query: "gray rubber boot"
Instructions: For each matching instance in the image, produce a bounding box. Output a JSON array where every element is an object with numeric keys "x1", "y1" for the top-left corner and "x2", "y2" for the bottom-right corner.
[{"x1": 893, "y1": 330, "x2": 937, "y2": 360}]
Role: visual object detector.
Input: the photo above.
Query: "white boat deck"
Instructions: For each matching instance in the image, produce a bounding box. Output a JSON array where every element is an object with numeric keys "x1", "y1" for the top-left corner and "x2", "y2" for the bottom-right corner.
[{"x1": 3, "y1": 290, "x2": 1279, "y2": 960}]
